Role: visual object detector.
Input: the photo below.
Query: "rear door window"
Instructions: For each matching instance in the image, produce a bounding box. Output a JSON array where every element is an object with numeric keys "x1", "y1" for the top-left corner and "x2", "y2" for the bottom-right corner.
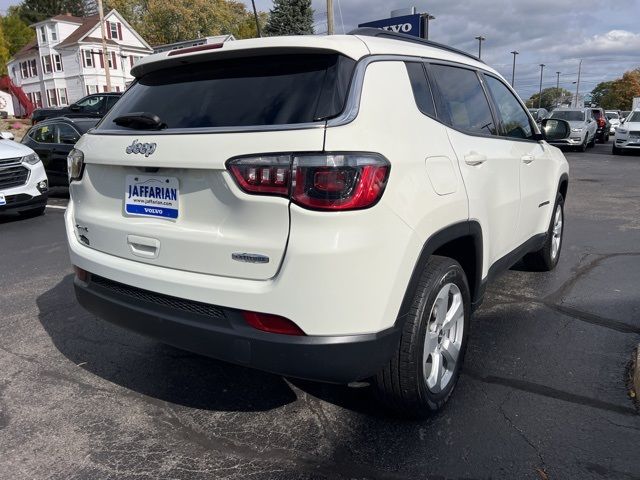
[
  {"x1": 99, "y1": 53, "x2": 356, "y2": 131},
  {"x1": 427, "y1": 64, "x2": 496, "y2": 136},
  {"x1": 30, "y1": 124, "x2": 57, "y2": 143}
]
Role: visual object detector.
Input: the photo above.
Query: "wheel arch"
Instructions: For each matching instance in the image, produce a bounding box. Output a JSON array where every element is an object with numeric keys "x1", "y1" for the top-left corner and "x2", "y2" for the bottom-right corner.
[
  {"x1": 395, "y1": 221, "x2": 483, "y2": 327},
  {"x1": 558, "y1": 173, "x2": 569, "y2": 201}
]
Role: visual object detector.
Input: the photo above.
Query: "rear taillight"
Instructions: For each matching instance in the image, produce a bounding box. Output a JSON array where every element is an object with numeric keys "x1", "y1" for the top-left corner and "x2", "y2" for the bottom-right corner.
[
  {"x1": 242, "y1": 311, "x2": 305, "y2": 336},
  {"x1": 227, "y1": 153, "x2": 390, "y2": 211},
  {"x1": 597, "y1": 117, "x2": 606, "y2": 127}
]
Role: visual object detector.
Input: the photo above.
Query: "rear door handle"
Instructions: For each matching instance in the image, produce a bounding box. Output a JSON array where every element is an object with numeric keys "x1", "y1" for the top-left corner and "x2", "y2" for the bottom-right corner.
[
  {"x1": 521, "y1": 155, "x2": 535, "y2": 164},
  {"x1": 464, "y1": 153, "x2": 487, "y2": 166}
]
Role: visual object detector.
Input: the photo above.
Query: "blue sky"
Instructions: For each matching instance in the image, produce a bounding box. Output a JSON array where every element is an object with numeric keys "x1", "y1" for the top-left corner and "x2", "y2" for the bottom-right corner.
[{"x1": 3, "y1": 0, "x2": 638, "y2": 100}]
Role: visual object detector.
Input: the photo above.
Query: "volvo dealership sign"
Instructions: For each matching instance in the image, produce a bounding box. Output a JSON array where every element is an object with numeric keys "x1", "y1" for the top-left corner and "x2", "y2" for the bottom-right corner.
[{"x1": 358, "y1": 14, "x2": 423, "y2": 38}]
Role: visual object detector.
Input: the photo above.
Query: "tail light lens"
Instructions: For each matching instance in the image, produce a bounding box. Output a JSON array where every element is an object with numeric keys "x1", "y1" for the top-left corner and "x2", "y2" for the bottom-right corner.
[
  {"x1": 68, "y1": 148, "x2": 85, "y2": 182},
  {"x1": 597, "y1": 117, "x2": 606, "y2": 128},
  {"x1": 242, "y1": 311, "x2": 306, "y2": 336},
  {"x1": 227, "y1": 153, "x2": 390, "y2": 211}
]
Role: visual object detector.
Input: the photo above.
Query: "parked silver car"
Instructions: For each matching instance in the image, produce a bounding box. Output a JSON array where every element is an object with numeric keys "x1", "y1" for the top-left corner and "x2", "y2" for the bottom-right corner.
[{"x1": 547, "y1": 108, "x2": 597, "y2": 151}]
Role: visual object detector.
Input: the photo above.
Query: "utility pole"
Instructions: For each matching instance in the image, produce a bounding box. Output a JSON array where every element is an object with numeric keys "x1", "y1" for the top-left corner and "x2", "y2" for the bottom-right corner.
[
  {"x1": 538, "y1": 63, "x2": 545, "y2": 108},
  {"x1": 251, "y1": 0, "x2": 261, "y2": 37},
  {"x1": 575, "y1": 59, "x2": 583, "y2": 107},
  {"x1": 327, "y1": 0, "x2": 334, "y2": 35},
  {"x1": 422, "y1": 13, "x2": 435, "y2": 40},
  {"x1": 510, "y1": 50, "x2": 518, "y2": 87},
  {"x1": 97, "y1": 0, "x2": 111, "y2": 92},
  {"x1": 556, "y1": 71, "x2": 561, "y2": 107},
  {"x1": 475, "y1": 36, "x2": 486, "y2": 59}
]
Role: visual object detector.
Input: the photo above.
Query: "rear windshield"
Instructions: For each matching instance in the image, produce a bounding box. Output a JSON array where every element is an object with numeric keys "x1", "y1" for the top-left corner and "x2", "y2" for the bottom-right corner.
[
  {"x1": 550, "y1": 110, "x2": 585, "y2": 122},
  {"x1": 98, "y1": 53, "x2": 355, "y2": 131}
]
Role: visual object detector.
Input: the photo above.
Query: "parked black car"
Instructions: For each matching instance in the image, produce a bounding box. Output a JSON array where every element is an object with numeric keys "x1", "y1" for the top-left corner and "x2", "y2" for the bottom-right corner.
[
  {"x1": 31, "y1": 92, "x2": 122, "y2": 125},
  {"x1": 590, "y1": 107, "x2": 611, "y2": 142},
  {"x1": 22, "y1": 117, "x2": 99, "y2": 186}
]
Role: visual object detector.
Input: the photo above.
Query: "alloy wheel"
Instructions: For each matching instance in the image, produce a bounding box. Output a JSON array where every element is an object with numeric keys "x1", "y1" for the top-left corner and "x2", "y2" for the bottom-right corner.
[{"x1": 423, "y1": 283, "x2": 465, "y2": 394}]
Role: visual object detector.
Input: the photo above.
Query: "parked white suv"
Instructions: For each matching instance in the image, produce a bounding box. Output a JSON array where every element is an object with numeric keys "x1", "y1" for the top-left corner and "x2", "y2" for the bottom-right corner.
[
  {"x1": 613, "y1": 109, "x2": 640, "y2": 155},
  {"x1": 0, "y1": 132, "x2": 48, "y2": 216},
  {"x1": 65, "y1": 29, "x2": 570, "y2": 417}
]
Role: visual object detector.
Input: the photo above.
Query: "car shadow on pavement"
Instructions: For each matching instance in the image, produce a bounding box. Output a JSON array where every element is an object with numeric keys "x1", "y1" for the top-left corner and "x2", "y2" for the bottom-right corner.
[
  {"x1": 37, "y1": 275, "x2": 406, "y2": 418},
  {"x1": 37, "y1": 274, "x2": 304, "y2": 413}
]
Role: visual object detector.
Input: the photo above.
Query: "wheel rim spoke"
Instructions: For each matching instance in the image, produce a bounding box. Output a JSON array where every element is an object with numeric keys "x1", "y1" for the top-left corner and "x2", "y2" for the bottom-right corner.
[
  {"x1": 426, "y1": 351, "x2": 444, "y2": 392},
  {"x1": 423, "y1": 282, "x2": 465, "y2": 394}
]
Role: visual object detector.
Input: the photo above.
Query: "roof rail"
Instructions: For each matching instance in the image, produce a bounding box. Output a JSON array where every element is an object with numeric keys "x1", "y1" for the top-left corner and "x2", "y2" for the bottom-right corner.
[{"x1": 349, "y1": 27, "x2": 484, "y2": 64}]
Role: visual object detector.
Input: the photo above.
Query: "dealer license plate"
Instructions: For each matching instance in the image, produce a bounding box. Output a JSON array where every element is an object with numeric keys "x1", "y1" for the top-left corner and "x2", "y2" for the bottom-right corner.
[{"x1": 125, "y1": 175, "x2": 179, "y2": 220}]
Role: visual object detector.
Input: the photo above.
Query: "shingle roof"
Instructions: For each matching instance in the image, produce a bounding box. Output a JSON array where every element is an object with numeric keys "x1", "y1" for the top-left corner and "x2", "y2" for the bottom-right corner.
[
  {"x1": 13, "y1": 39, "x2": 38, "y2": 58},
  {"x1": 56, "y1": 14, "x2": 100, "y2": 48},
  {"x1": 50, "y1": 14, "x2": 84, "y2": 23}
]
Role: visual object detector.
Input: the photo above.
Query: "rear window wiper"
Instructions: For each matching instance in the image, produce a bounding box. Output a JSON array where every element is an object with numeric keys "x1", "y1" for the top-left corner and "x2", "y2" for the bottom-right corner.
[{"x1": 113, "y1": 112, "x2": 167, "y2": 130}]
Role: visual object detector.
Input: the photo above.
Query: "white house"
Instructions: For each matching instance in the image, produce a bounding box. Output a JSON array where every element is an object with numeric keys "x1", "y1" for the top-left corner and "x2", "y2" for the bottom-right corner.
[{"x1": 7, "y1": 10, "x2": 153, "y2": 110}]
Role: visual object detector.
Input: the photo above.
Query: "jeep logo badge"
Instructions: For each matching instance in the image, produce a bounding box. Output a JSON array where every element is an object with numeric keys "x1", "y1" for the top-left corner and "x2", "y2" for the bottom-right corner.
[{"x1": 126, "y1": 139, "x2": 157, "y2": 157}]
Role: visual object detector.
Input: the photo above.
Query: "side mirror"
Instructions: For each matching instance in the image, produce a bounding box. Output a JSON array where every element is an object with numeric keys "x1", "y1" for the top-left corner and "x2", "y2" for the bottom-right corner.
[
  {"x1": 621, "y1": 118, "x2": 626, "y2": 124},
  {"x1": 541, "y1": 119, "x2": 571, "y2": 141},
  {"x1": 0, "y1": 131, "x2": 15, "y2": 140},
  {"x1": 69, "y1": 104, "x2": 81, "y2": 112},
  {"x1": 60, "y1": 134, "x2": 79, "y2": 145}
]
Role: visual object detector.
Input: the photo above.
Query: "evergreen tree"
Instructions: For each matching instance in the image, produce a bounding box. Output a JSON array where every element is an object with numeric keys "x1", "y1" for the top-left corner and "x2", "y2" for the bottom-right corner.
[{"x1": 264, "y1": 0, "x2": 313, "y2": 36}]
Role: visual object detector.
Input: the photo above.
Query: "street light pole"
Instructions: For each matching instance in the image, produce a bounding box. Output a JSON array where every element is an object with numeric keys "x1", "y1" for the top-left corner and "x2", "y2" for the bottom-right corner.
[
  {"x1": 327, "y1": 0, "x2": 334, "y2": 35},
  {"x1": 475, "y1": 36, "x2": 486, "y2": 59},
  {"x1": 538, "y1": 64, "x2": 545, "y2": 108},
  {"x1": 510, "y1": 50, "x2": 518, "y2": 87},
  {"x1": 575, "y1": 59, "x2": 583, "y2": 107},
  {"x1": 556, "y1": 71, "x2": 561, "y2": 107},
  {"x1": 251, "y1": 0, "x2": 261, "y2": 37},
  {"x1": 422, "y1": 14, "x2": 435, "y2": 40}
]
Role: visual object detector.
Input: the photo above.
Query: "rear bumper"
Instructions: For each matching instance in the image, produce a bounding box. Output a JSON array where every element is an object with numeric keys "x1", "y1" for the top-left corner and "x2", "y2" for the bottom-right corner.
[{"x1": 74, "y1": 274, "x2": 401, "y2": 383}]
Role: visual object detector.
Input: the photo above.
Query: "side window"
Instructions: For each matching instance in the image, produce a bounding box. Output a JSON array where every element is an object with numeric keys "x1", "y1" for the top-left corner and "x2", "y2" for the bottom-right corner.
[
  {"x1": 428, "y1": 64, "x2": 496, "y2": 135},
  {"x1": 30, "y1": 124, "x2": 56, "y2": 143},
  {"x1": 483, "y1": 75, "x2": 534, "y2": 140},
  {"x1": 105, "y1": 96, "x2": 120, "y2": 110},
  {"x1": 405, "y1": 62, "x2": 435, "y2": 117},
  {"x1": 56, "y1": 124, "x2": 81, "y2": 144},
  {"x1": 76, "y1": 95, "x2": 103, "y2": 111}
]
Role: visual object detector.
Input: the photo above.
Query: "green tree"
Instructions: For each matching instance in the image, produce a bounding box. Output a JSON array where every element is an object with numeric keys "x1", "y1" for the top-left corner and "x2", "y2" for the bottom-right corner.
[
  {"x1": 526, "y1": 87, "x2": 573, "y2": 110},
  {"x1": 2, "y1": 9, "x2": 35, "y2": 57},
  {"x1": 105, "y1": 0, "x2": 263, "y2": 45},
  {"x1": 590, "y1": 80, "x2": 613, "y2": 107},
  {"x1": 263, "y1": 0, "x2": 313, "y2": 36},
  {"x1": 17, "y1": 0, "x2": 87, "y2": 24},
  {"x1": 0, "y1": 21, "x2": 10, "y2": 75}
]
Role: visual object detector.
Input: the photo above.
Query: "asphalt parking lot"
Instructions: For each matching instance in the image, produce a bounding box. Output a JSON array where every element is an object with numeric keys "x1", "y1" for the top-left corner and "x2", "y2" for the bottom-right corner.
[{"x1": 1, "y1": 142, "x2": 638, "y2": 480}]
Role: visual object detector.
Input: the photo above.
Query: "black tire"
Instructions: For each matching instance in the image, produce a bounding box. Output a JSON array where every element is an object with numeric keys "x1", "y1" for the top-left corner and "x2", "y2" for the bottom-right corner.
[
  {"x1": 375, "y1": 255, "x2": 471, "y2": 418},
  {"x1": 523, "y1": 194, "x2": 564, "y2": 271},
  {"x1": 612, "y1": 145, "x2": 621, "y2": 155},
  {"x1": 588, "y1": 134, "x2": 596, "y2": 148},
  {"x1": 18, "y1": 205, "x2": 46, "y2": 217},
  {"x1": 579, "y1": 136, "x2": 588, "y2": 152}
]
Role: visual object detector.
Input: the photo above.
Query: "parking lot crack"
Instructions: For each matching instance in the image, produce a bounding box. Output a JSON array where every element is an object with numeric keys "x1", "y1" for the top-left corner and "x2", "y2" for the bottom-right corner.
[{"x1": 497, "y1": 390, "x2": 547, "y2": 476}]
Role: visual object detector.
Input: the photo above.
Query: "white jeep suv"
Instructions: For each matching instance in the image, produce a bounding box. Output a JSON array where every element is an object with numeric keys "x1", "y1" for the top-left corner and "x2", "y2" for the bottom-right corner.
[
  {"x1": 613, "y1": 109, "x2": 640, "y2": 155},
  {"x1": 66, "y1": 29, "x2": 570, "y2": 417}
]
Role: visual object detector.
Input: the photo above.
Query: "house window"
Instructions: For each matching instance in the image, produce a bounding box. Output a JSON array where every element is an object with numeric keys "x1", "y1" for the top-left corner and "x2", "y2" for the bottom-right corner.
[
  {"x1": 29, "y1": 59, "x2": 37, "y2": 76},
  {"x1": 40, "y1": 26, "x2": 47, "y2": 43},
  {"x1": 41, "y1": 55, "x2": 52, "y2": 74},
  {"x1": 57, "y1": 88, "x2": 68, "y2": 106},
  {"x1": 33, "y1": 91, "x2": 42, "y2": 108},
  {"x1": 20, "y1": 62, "x2": 28, "y2": 78},
  {"x1": 53, "y1": 54, "x2": 63, "y2": 72},
  {"x1": 129, "y1": 55, "x2": 142, "y2": 68},
  {"x1": 86, "y1": 85, "x2": 98, "y2": 95},
  {"x1": 83, "y1": 50, "x2": 94, "y2": 68},
  {"x1": 50, "y1": 25, "x2": 57, "y2": 42},
  {"x1": 109, "y1": 22, "x2": 119, "y2": 40},
  {"x1": 46, "y1": 88, "x2": 58, "y2": 107}
]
